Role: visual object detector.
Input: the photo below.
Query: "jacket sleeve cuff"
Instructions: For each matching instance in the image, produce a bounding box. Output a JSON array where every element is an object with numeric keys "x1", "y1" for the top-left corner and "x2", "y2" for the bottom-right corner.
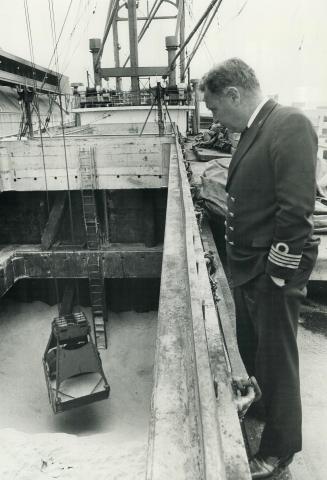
[{"x1": 266, "y1": 243, "x2": 302, "y2": 280}]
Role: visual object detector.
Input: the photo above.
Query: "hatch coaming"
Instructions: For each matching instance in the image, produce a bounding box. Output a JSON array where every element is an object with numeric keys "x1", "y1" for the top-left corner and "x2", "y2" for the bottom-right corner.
[{"x1": 0, "y1": 129, "x2": 173, "y2": 192}]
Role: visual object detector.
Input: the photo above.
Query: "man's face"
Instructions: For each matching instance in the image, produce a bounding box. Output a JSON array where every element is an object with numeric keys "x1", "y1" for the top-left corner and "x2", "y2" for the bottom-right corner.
[{"x1": 204, "y1": 87, "x2": 242, "y2": 132}]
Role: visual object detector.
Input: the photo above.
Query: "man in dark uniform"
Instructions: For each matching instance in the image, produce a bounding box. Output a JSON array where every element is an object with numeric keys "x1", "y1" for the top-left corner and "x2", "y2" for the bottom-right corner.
[{"x1": 200, "y1": 58, "x2": 319, "y2": 479}]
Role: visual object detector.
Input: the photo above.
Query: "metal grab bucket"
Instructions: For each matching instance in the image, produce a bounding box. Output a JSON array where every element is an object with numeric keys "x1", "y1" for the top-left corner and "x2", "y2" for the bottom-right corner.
[{"x1": 43, "y1": 312, "x2": 110, "y2": 414}]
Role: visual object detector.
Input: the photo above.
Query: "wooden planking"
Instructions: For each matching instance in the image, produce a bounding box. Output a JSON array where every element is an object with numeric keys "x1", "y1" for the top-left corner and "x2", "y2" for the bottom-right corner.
[
  {"x1": 2, "y1": 174, "x2": 168, "y2": 191},
  {"x1": 10, "y1": 166, "x2": 163, "y2": 177},
  {"x1": 3, "y1": 145, "x2": 163, "y2": 168},
  {"x1": 62, "y1": 122, "x2": 173, "y2": 136},
  {"x1": 0, "y1": 134, "x2": 173, "y2": 191}
]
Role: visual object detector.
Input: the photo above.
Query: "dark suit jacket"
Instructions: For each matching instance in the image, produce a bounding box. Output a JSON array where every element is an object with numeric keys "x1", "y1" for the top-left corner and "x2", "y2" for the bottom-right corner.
[{"x1": 225, "y1": 99, "x2": 318, "y2": 286}]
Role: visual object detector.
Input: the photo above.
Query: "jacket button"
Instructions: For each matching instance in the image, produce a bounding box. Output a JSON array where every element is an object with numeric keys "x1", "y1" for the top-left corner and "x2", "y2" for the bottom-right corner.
[
  {"x1": 224, "y1": 220, "x2": 227, "y2": 226},
  {"x1": 224, "y1": 234, "x2": 228, "y2": 240},
  {"x1": 229, "y1": 211, "x2": 234, "y2": 217},
  {"x1": 230, "y1": 196, "x2": 235, "y2": 202},
  {"x1": 228, "y1": 241, "x2": 235, "y2": 245},
  {"x1": 229, "y1": 226, "x2": 234, "y2": 231}
]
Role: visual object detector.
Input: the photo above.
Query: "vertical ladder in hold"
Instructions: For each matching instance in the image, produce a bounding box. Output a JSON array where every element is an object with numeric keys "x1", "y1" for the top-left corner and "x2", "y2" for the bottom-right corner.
[{"x1": 79, "y1": 147, "x2": 108, "y2": 349}]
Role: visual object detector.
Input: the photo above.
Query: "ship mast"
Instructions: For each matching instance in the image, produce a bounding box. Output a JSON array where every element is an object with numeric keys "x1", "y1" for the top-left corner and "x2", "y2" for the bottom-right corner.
[
  {"x1": 91, "y1": 0, "x2": 223, "y2": 98},
  {"x1": 127, "y1": 0, "x2": 140, "y2": 101},
  {"x1": 91, "y1": 0, "x2": 183, "y2": 104}
]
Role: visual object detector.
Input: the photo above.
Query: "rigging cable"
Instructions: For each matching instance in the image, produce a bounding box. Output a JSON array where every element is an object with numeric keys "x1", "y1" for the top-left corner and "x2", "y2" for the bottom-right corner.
[
  {"x1": 24, "y1": 0, "x2": 59, "y2": 310},
  {"x1": 235, "y1": 0, "x2": 249, "y2": 17},
  {"x1": 48, "y1": 0, "x2": 76, "y2": 246},
  {"x1": 182, "y1": 0, "x2": 222, "y2": 77},
  {"x1": 39, "y1": 0, "x2": 74, "y2": 92},
  {"x1": 214, "y1": 0, "x2": 250, "y2": 34},
  {"x1": 48, "y1": 0, "x2": 83, "y2": 311},
  {"x1": 69, "y1": 0, "x2": 86, "y2": 37},
  {"x1": 61, "y1": 1, "x2": 99, "y2": 74},
  {"x1": 167, "y1": 0, "x2": 222, "y2": 75},
  {"x1": 94, "y1": 0, "x2": 120, "y2": 69},
  {"x1": 184, "y1": 0, "x2": 214, "y2": 62}
]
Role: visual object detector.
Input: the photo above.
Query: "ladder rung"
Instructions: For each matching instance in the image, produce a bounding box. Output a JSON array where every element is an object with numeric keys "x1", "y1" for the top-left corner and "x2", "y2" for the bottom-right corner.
[{"x1": 91, "y1": 298, "x2": 103, "y2": 303}]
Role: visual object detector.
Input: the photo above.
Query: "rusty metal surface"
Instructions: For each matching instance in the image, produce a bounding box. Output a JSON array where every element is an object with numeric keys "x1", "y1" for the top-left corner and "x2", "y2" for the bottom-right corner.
[{"x1": 0, "y1": 244, "x2": 162, "y2": 297}]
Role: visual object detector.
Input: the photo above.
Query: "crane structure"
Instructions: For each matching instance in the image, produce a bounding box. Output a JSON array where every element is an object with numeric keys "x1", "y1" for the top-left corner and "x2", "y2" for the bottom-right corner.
[{"x1": 91, "y1": 0, "x2": 185, "y2": 99}]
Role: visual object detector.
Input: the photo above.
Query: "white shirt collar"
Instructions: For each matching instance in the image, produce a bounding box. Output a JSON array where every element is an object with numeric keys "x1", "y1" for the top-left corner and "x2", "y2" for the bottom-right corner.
[{"x1": 247, "y1": 97, "x2": 270, "y2": 128}]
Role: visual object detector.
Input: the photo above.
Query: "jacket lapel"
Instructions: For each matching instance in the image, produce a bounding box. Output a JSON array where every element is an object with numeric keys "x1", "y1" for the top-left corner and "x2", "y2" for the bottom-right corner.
[{"x1": 226, "y1": 99, "x2": 278, "y2": 190}]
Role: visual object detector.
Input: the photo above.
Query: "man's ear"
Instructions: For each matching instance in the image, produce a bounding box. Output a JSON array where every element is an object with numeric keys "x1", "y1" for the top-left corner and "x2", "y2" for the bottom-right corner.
[{"x1": 224, "y1": 86, "x2": 240, "y2": 104}]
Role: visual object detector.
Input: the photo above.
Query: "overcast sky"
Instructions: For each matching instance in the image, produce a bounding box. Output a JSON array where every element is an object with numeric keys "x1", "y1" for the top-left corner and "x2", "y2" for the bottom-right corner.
[{"x1": 1, "y1": 0, "x2": 326, "y2": 105}]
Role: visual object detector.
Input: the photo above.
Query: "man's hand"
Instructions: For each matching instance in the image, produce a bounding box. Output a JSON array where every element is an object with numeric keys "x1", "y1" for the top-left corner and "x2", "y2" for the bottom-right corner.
[
  {"x1": 270, "y1": 275, "x2": 285, "y2": 287},
  {"x1": 232, "y1": 376, "x2": 262, "y2": 419}
]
